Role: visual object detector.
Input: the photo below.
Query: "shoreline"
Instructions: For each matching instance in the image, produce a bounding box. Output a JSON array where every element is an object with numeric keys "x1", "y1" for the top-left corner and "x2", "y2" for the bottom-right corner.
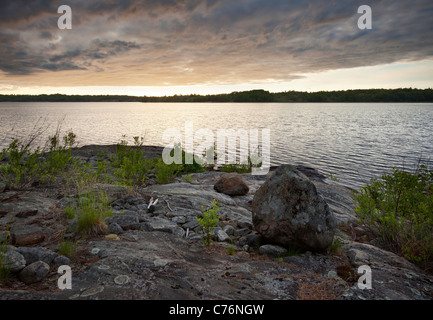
[{"x1": 1, "y1": 144, "x2": 432, "y2": 300}]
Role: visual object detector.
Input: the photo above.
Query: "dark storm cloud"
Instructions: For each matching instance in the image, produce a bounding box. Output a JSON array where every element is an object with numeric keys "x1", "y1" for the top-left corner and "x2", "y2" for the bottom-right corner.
[
  {"x1": 0, "y1": 0, "x2": 432, "y2": 85},
  {"x1": 0, "y1": 0, "x2": 60, "y2": 26},
  {"x1": 0, "y1": 30, "x2": 142, "y2": 75}
]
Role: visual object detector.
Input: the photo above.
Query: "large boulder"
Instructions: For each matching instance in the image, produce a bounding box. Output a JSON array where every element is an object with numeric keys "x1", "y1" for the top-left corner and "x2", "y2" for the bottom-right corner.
[
  {"x1": 214, "y1": 173, "x2": 249, "y2": 196},
  {"x1": 252, "y1": 165, "x2": 336, "y2": 252}
]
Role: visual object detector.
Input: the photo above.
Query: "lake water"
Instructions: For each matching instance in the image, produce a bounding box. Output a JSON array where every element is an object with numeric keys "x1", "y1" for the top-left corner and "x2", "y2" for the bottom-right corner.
[{"x1": 1, "y1": 102, "x2": 432, "y2": 190}]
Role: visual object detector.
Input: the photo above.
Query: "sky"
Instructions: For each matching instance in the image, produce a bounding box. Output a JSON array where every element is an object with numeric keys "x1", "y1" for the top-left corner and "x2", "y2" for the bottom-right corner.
[{"x1": 0, "y1": 0, "x2": 432, "y2": 96}]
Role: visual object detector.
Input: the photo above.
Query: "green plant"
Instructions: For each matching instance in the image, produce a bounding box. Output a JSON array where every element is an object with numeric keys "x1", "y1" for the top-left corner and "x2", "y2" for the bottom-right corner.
[
  {"x1": 58, "y1": 240, "x2": 76, "y2": 258},
  {"x1": 353, "y1": 165, "x2": 433, "y2": 269},
  {"x1": 183, "y1": 174, "x2": 193, "y2": 183},
  {"x1": 76, "y1": 190, "x2": 112, "y2": 237},
  {"x1": 220, "y1": 163, "x2": 251, "y2": 174},
  {"x1": 329, "y1": 237, "x2": 344, "y2": 254},
  {"x1": 226, "y1": 245, "x2": 235, "y2": 255},
  {"x1": 197, "y1": 200, "x2": 221, "y2": 247},
  {"x1": 155, "y1": 159, "x2": 181, "y2": 185},
  {"x1": 64, "y1": 205, "x2": 76, "y2": 219},
  {"x1": 0, "y1": 139, "x2": 43, "y2": 188},
  {"x1": 67, "y1": 179, "x2": 113, "y2": 237},
  {"x1": 0, "y1": 230, "x2": 10, "y2": 283},
  {"x1": 219, "y1": 153, "x2": 263, "y2": 174},
  {"x1": 282, "y1": 246, "x2": 304, "y2": 257},
  {"x1": 112, "y1": 136, "x2": 153, "y2": 186},
  {"x1": 170, "y1": 143, "x2": 205, "y2": 174},
  {"x1": 95, "y1": 159, "x2": 109, "y2": 180},
  {"x1": 0, "y1": 128, "x2": 77, "y2": 189},
  {"x1": 329, "y1": 172, "x2": 340, "y2": 182}
]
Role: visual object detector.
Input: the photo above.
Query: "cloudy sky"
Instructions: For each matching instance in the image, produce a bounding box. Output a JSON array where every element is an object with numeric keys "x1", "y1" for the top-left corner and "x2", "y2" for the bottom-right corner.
[{"x1": 1, "y1": 0, "x2": 432, "y2": 96}]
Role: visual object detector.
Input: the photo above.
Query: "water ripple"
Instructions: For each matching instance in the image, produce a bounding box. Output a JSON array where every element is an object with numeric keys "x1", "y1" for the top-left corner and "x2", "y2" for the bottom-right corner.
[{"x1": 1, "y1": 102, "x2": 433, "y2": 190}]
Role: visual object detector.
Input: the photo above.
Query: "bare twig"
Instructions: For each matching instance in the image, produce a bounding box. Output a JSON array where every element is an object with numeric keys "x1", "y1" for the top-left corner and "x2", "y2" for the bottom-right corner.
[{"x1": 165, "y1": 199, "x2": 174, "y2": 212}]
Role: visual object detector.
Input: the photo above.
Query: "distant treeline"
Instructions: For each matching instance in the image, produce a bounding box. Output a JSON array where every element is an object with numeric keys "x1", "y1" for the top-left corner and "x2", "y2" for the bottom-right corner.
[
  {"x1": 0, "y1": 94, "x2": 142, "y2": 103},
  {"x1": 1, "y1": 88, "x2": 433, "y2": 103}
]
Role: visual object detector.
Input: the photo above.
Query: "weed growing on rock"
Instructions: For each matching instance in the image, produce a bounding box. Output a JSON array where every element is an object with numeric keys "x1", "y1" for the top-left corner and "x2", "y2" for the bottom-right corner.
[
  {"x1": 64, "y1": 205, "x2": 76, "y2": 219},
  {"x1": 329, "y1": 237, "x2": 344, "y2": 255},
  {"x1": 197, "y1": 200, "x2": 220, "y2": 247},
  {"x1": 58, "y1": 240, "x2": 76, "y2": 258},
  {"x1": 0, "y1": 231, "x2": 10, "y2": 283},
  {"x1": 226, "y1": 245, "x2": 235, "y2": 255},
  {"x1": 76, "y1": 190, "x2": 112, "y2": 237}
]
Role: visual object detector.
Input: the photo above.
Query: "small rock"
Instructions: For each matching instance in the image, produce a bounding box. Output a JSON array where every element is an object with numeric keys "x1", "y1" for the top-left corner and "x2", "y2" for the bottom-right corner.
[
  {"x1": 143, "y1": 218, "x2": 186, "y2": 237},
  {"x1": 122, "y1": 232, "x2": 139, "y2": 242},
  {"x1": 237, "y1": 251, "x2": 250, "y2": 259},
  {"x1": 172, "y1": 216, "x2": 187, "y2": 225},
  {"x1": 237, "y1": 220, "x2": 253, "y2": 230},
  {"x1": 58, "y1": 197, "x2": 72, "y2": 208},
  {"x1": 239, "y1": 234, "x2": 263, "y2": 248},
  {"x1": 108, "y1": 222, "x2": 124, "y2": 235},
  {"x1": 223, "y1": 225, "x2": 235, "y2": 236},
  {"x1": 17, "y1": 247, "x2": 57, "y2": 265},
  {"x1": 54, "y1": 255, "x2": 71, "y2": 266},
  {"x1": 111, "y1": 212, "x2": 140, "y2": 231},
  {"x1": 182, "y1": 219, "x2": 200, "y2": 230},
  {"x1": 216, "y1": 229, "x2": 232, "y2": 243},
  {"x1": 234, "y1": 228, "x2": 251, "y2": 237},
  {"x1": 0, "y1": 246, "x2": 26, "y2": 273},
  {"x1": 15, "y1": 210, "x2": 39, "y2": 218},
  {"x1": 214, "y1": 173, "x2": 249, "y2": 196},
  {"x1": 259, "y1": 244, "x2": 288, "y2": 257},
  {"x1": 19, "y1": 261, "x2": 50, "y2": 284},
  {"x1": 187, "y1": 233, "x2": 202, "y2": 241},
  {"x1": 154, "y1": 258, "x2": 168, "y2": 267},
  {"x1": 0, "y1": 182, "x2": 6, "y2": 193},
  {"x1": 105, "y1": 234, "x2": 120, "y2": 241}
]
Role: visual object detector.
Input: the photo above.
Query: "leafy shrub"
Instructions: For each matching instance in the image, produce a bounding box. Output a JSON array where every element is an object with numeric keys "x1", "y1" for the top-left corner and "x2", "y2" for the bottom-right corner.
[
  {"x1": 112, "y1": 136, "x2": 153, "y2": 186},
  {"x1": 0, "y1": 129, "x2": 77, "y2": 188},
  {"x1": 197, "y1": 200, "x2": 220, "y2": 246},
  {"x1": 0, "y1": 139, "x2": 42, "y2": 188},
  {"x1": 155, "y1": 159, "x2": 180, "y2": 185},
  {"x1": 353, "y1": 165, "x2": 433, "y2": 269}
]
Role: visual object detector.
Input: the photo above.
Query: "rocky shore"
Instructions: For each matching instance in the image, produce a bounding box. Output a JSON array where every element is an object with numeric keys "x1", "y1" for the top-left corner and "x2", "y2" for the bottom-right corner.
[{"x1": 0, "y1": 145, "x2": 432, "y2": 300}]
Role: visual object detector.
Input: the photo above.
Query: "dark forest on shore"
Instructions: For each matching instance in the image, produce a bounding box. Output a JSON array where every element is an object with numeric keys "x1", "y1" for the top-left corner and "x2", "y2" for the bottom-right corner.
[{"x1": 1, "y1": 88, "x2": 432, "y2": 103}]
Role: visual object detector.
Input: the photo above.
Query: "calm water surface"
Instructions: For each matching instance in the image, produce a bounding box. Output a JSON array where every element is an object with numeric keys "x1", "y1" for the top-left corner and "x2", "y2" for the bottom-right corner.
[{"x1": 1, "y1": 102, "x2": 432, "y2": 189}]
